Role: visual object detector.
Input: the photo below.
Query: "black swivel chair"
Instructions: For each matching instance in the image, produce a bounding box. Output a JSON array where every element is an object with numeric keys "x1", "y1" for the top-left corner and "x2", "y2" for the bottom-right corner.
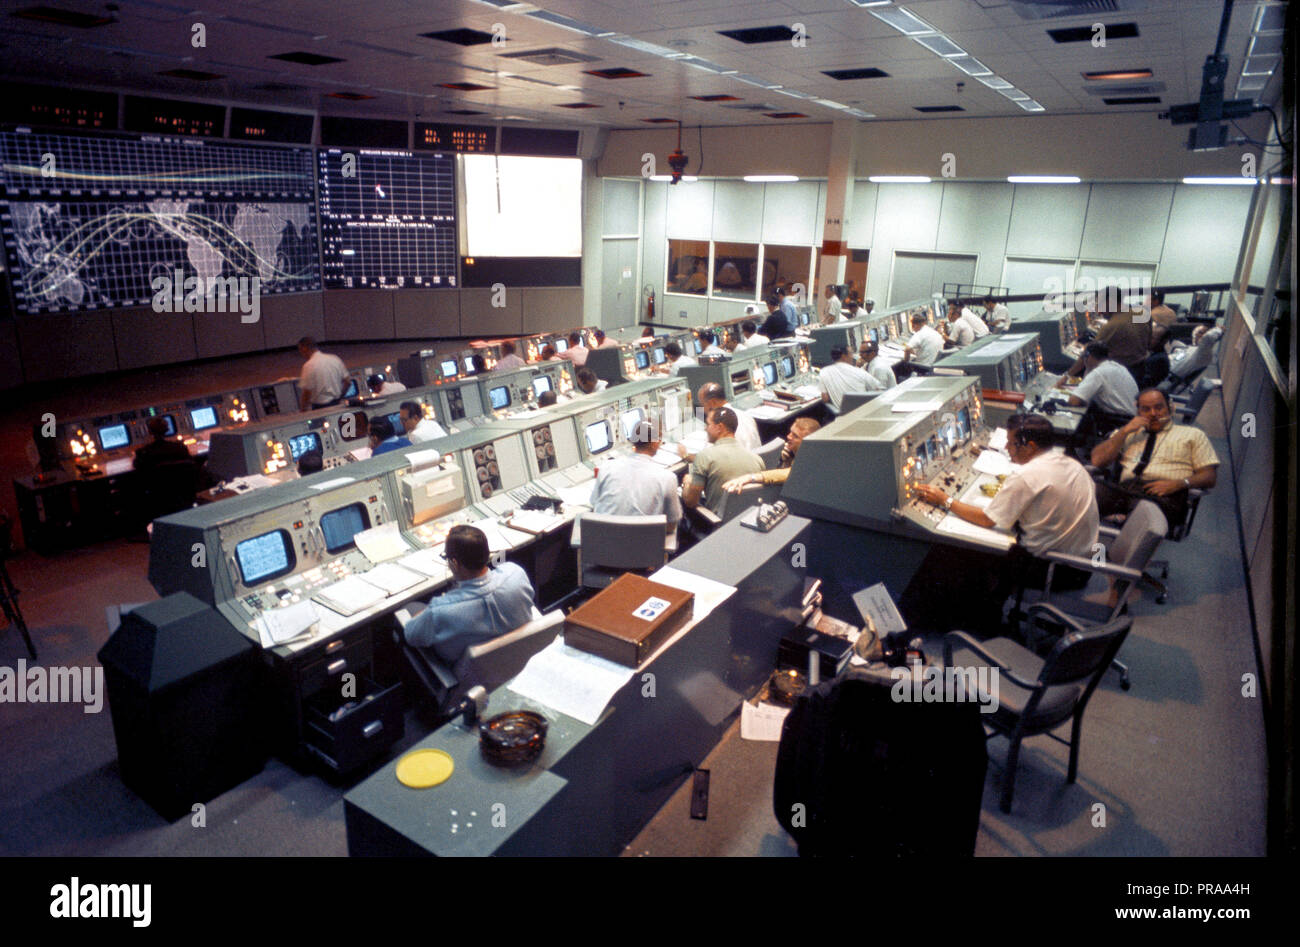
[
  {"x1": 945, "y1": 606, "x2": 1133, "y2": 813},
  {"x1": 393, "y1": 607, "x2": 564, "y2": 720},
  {"x1": 135, "y1": 460, "x2": 204, "y2": 529}
]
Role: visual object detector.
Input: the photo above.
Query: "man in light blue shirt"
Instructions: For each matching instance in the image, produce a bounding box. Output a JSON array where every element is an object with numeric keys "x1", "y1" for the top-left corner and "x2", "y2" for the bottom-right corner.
[
  {"x1": 402, "y1": 525, "x2": 536, "y2": 664},
  {"x1": 368, "y1": 415, "x2": 412, "y2": 456},
  {"x1": 778, "y1": 287, "x2": 801, "y2": 334},
  {"x1": 589, "y1": 419, "x2": 682, "y2": 532}
]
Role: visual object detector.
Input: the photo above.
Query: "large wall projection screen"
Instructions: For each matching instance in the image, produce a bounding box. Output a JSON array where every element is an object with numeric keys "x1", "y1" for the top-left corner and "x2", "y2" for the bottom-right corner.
[{"x1": 461, "y1": 155, "x2": 582, "y2": 258}]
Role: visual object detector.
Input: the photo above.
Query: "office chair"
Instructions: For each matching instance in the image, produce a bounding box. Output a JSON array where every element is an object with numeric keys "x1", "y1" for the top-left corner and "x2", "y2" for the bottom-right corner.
[
  {"x1": 1010, "y1": 499, "x2": 1167, "y2": 690},
  {"x1": 135, "y1": 460, "x2": 204, "y2": 529},
  {"x1": 756, "y1": 437, "x2": 786, "y2": 470},
  {"x1": 1072, "y1": 405, "x2": 1134, "y2": 461},
  {"x1": 1089, "y1": 457, "x2": 1206, "y2": 604},
  {"x1": 1159, "y1": 327, "x2": 1221, "y2": 397},
  {"x1": 838, "y1": 390, "x2": 883, "y2": 415},
  {"x1": 685, "y1": 482, "x2": 780, "y2": 536},
  {"x1": 0, "y1": 513, "x2": 35, "y2": 659},
  {"x1": 945, "y1": 606, "x2": 1133, "y2": 813},
  {"x1": 393, "y1": 606, "x2": 563, "y2": 719},
  {"x1": 571, "y1": 513, "x2": 675, "y2": 590}
]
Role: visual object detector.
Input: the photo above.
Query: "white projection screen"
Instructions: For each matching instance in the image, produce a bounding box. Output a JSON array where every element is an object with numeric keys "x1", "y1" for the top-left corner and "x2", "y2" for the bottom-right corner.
[{"x1": 462, "y1": 154, "x2": 583, "y2": 257}]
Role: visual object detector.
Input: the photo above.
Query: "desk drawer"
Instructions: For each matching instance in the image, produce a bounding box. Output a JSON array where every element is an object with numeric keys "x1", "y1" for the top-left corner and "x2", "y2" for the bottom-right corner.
[
  {"x1": 304, "y1": 678, "x2": 404, "y2": 774},
  {"x1": 298, "y1": 637, "x2": 371, "y2": 699}
]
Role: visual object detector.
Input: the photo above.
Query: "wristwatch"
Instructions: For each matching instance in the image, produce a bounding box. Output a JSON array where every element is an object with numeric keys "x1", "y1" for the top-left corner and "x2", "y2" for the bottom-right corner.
[{"x1": 943, "y1": 495, "x2": 954, "y2": 510}]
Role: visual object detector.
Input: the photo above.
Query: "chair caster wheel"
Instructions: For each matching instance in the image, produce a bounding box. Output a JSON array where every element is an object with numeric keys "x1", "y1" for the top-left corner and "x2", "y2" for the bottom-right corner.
[
  {"x1": 1156, "y1": 593, "x2": 1168, "y2": 605},
  {"x1": 1120, "y1": 679, "x2": 1131, "y2": 691}
]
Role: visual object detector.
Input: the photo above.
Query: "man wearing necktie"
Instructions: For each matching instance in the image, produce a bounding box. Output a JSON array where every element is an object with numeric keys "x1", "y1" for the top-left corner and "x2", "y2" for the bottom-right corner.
[{"x1": 1090, "y1": 388, "x2": 1219, "y2": 528}]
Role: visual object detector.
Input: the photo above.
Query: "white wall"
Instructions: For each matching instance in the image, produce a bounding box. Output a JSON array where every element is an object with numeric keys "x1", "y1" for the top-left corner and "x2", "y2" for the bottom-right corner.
[{"x1": 619, "y1": 177, "x2": 1257, "y2": 320}]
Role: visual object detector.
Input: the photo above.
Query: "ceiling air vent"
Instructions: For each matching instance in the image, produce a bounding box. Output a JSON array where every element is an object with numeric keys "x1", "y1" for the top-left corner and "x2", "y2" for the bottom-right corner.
[{"x1": 499, "y1": 47, "x2": 601, "y2": 66}]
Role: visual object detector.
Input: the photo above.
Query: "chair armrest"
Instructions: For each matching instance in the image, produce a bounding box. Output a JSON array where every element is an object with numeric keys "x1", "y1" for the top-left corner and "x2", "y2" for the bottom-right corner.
[
  {"x1": 1097, "y1": 524, "x2": 1122, "y2": 541},
  {"x1": 693, "y1": 506, "x2": 722, "y2": 527},
  {"x1": 426, "y1": 659, "x2": 458, "y2": 690},
  {"x1": 394, "y1": 608, "x2": 413, "y2": 629},
  {"x1": 1042, "y1": 549, "x2": 1145, "y2": 582},
  {"x1": 942, "y1": 631, "x2": 1042, "y2": 691},
  {"x1": 1025, "y1": 603, "x2": 1088, "y2": 633}
]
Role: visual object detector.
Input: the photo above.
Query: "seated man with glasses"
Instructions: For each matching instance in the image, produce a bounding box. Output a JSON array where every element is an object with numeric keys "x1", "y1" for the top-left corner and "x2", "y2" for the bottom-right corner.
[{"x1": 401, "y1": 525, "x2": 536, "y2": 664}]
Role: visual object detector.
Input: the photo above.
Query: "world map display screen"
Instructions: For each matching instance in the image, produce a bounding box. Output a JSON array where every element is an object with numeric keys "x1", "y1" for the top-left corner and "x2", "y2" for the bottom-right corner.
[{"x1": 0, "y1": 129, "x2": 320, "y2": 314}]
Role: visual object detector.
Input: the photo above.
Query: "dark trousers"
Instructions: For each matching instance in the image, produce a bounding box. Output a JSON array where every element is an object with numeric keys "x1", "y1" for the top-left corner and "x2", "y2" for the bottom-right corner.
[
  {"x1": 1095, "y1": 479, "x2": 1187, "y2": 531},
  {"x1": 898, "y1": 543, "x2": 1092, "y2": 639}
]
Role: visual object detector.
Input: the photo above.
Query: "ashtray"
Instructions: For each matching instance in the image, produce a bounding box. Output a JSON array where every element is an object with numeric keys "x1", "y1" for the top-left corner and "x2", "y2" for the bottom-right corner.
[
  {"x1": 479, "y1": 710, "x2": 549, "y2": 766},
  {"x1": 769, "y1": 669, "x2": 807, "y2": 706}
]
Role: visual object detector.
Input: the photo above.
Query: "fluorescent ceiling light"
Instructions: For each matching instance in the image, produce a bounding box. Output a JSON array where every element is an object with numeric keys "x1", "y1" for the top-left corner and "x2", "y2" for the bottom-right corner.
[
  {"x1": 846, "y1": 1, "x2": 893, "y2": 7},
  {"x1": 608, "y1": 36, "x2": 682, "y2": 58},
  {"x1": 524, "y1": 10, "x2": 615, "y2": 37},
  {"x1": 649, "y1": 175, "x2": 698, "y2": 182},
  {"x1": 947, "y1": 56, "x2": 993, "y2": 77},
  {"x1": 734, "y1": 73, "x2": 782, "y2": 88},
  {"x1": 870, "y1": 6, "x2": 936, "y2": 35},
  {"x1": 1017, "y1": 100, "x2": 1046, "y2": 112},
  {"x1": 976, "y1": 75, "x2": 1013, "y2": 89},
  {"x1": 999, "y1": 87, "x2": 1030, "y2": 100},
  {"x1": 869, "y1": 176, "x2": 932, "y2": 183},
  {"x1": 913, "y1": 34, "x2": 966, "y2": 57},
  {"x1": 1008, "y1": 175, "x2": 1080, "y2": 184},
  {"x1": 1247, "y1": 33, "x2": 1285, "y2": 56},
  {"x1": 1241, "y1": 56, "x2": 1278, "y2": 76},
  {"x1": 744, "y1": 174, "x2": 799, "y2": 182},
  {"x1": 814, "y1": 99, "x2": 851, "y2": 110},
  {"x1": 844, "y1": 108, "x2": 877, "y2": 119},
  {"x1": 1182, "y1": 176, "x2": 1258, "y2": 185},
  {"x1": 679, "y1": 56, "x2": 735, "y2": 74},
  {"x1": 774, "y1": 88, "x2": 816, "y2": 99},
  {"x1": 1236, "y1": 74, "x2": 1269, "y2": 92}
]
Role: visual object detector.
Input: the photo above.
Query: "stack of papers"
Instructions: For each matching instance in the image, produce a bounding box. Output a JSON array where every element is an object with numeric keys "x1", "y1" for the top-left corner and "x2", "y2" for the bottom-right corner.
[
  {"x1": 313, "y1": 575, "x2": 387, "y2": 616},
  {"x1": 507, "y1": 638, "x2": 636, "y2": 726},
  {"x1": 507, "y1": 510, "x2": 564, "y2": 535},
  {"x1": 398, "y1": 547, "x2": 451, "y2": 581},
  {"x1": 256, "y1": 600, "x2": 320, "y2": 647},
  {"x1": 354, "y1": 522, "x2": 411, "y2": 563},
  {"x1": 360, "y1": 562, "x2": 423, "y2": 596}
]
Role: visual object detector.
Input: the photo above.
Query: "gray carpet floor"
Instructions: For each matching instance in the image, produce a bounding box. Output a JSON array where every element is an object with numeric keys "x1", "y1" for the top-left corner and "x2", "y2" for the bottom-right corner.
[{"x1": 0, "y1": 349, "x2": 1268, "y2": 856}]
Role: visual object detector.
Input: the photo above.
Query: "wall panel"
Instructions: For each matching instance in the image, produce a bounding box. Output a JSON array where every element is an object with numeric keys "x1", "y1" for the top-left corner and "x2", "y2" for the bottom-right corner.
[
  {"x1": 1005, "y1": 185, "x2": 1090, "y2": 259},
  {"x1": 113, "y1": 306, "x2": 197, "y2": 371},
  {"x1": 460, "y1": 287, "x2": 523, "y2": 337},
  {"x1": 393, "y1": 291, "x2": 460, "y2": 340},
  {"x1": 323, "y1": 290, "x2": 395, "y2": 341}
]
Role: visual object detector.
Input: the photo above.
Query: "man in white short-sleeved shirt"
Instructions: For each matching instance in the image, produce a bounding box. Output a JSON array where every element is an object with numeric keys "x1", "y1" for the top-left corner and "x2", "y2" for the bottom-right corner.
[
  {"x1": 903, "y1": 313, "x2": 944, "y2": 367},
  {"x1": 819, "y1": 345, "x2": 880, "y2": 413},
  {"x1": 297, "y1": 336, "x2": 350, "y2": 411}
]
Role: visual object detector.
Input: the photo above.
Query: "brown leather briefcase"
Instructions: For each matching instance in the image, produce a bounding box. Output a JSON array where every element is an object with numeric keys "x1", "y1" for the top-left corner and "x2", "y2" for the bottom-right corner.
[{"x1": 563, "y1": 573, "x2": 695, "y2": 668}]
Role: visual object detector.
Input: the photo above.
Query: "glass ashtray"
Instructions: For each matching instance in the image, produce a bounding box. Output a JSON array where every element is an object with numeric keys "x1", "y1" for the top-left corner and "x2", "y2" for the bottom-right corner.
[{"x1": 479, "y1": 710, "x2": 549, "y2": 766}]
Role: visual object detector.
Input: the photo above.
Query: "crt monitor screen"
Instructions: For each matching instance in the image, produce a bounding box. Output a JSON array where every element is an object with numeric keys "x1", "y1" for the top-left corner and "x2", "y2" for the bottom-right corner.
[
  {"x1": 157, "y1": 415, "x2": 177, "y2": 437},
  {"x1": 97, "y1": 424, "x2": 129, "y2": 451},
  {"x1": 651, "y1": 347, "x2": 667, "y2": 365},
  {"x1": 288, "y1": 432, "x2": 322, "y2": 461},
  {"x1": 190, "y1": 406, "x2": 218, "y2": 431},
  {"x1": 320, "y1": 502, "x2": 371, "y2": 554},
  {"x1": 956, "y1": 406, "x2": 971, "y2": 442},
  {"x1": 692, "y1": 338, "x2": 703, "y2": 355},
  {"x1": 440, "y1": 359, "x2": 458, "y2": 377},
  {"x1": 634, "y1": 349, "x2": 650, "y2": 370},
  {"x1": 869, "y1": 328, "x2": 879, "y2": 345},
  {"x1": 235, "y1": 530, "x2": 294, "y2": 586},
  {"x1": 762, "y1": 362, "x2": 778, "y2": 385},
  {"x1": 584, "y1": 419, "x2": 612, "y2": 454},
  {"x1": 463, "y1": 357, "x2": 477, "y2": 374},
  {"x1": 555, "y1": 338, "x2": 568, "y2": 352},
  {"x1": 780, "y1": 355, "x2": 795, "y2": 378},
  {"x1": 531, "y1": 375, "x2": 552, "y2": 398},
  {"x1": 488, "y1": 386, "x2": 510, "y2": 410},
  {"x1": 799, "y1": 309, "x2": 811, "y2": 326},
  {"x1": 343, "y1": 378, "x2": 359, "y2": 399},
  {"x1": 386, "y1": 412, "x2": 404, "y2": 434},
  {"x1": 621, "y1": 408, "x2": 644, "y2": 442}
]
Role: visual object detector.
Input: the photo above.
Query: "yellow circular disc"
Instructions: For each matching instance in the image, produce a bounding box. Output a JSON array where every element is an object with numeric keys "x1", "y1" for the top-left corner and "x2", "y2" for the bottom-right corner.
[{"x1": 396, "y1": 749, "x2": 454, "y2": 788}]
